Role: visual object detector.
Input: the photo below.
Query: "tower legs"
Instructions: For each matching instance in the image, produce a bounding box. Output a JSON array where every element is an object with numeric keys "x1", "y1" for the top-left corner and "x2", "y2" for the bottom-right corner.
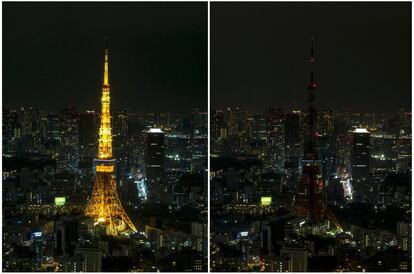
[{"x1": 85, "y1": 171, "x2": 137, "y2": 236}]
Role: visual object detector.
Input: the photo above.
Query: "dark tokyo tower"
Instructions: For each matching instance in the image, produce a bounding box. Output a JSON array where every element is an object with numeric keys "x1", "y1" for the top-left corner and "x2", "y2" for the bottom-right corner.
[{"x1": 294, "y1": 38, "x2": 341, "y2": 229}]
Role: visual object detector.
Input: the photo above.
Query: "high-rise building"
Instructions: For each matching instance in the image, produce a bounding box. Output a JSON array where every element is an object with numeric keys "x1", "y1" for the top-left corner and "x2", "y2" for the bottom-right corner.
[
  {"x1": 351, "y1": 128, "x2": 370, "y2": 184},
  {"x1": 74, "y1": 247, "x2": 102, "y2": 272},
  {"x1": 79, "y1": 111, "x2": 97, "y2": 164},
  {"x1": 250, "y1": 113, "x2": 267, "y2": 141},
  {"x1": 59, "y1": 256, "x2": 83, "y2": 272},
  {"x1": 284, "y1": 111, "x2": 302, "y2": 153},
  {"x1": 58, "y1": 107, "x2": 79, "y2": 172},
  {"x1": 284, "y1": 111, "x2": 302, "y2": 170},
  {"x1": 113, "y1": 110, "x2": 129, "y2": 139},
  {"x1": 265, "y1": 107, "x2": 285, "y2": 172},
  {"x1": 145, "y1": 128, "x2": 165, "y2": 183},
  {"x1": 280, "y1": 245, "x2": 309, "y2": 272},
  {"x1": 79, "y1": 111, "x2": 96, "y2": 149},
  {"x1": 261, "y1": 223, "x2": 273, "y2": 255},
  {"x1": 317, "y1": 110, "x2": 334, "y2": 137},
  {"x1": 318, "y1": 135, "x2": 336, "y2": 182},
  {"x1": 158, "y1": 247, "x2": 205, "y2": 272},
  {"x1": 55, "y1": 217, "x2": 79, "y2": 256},
  {"x1": 3, "y1": 109, "x2": 18, "y2": 143}
]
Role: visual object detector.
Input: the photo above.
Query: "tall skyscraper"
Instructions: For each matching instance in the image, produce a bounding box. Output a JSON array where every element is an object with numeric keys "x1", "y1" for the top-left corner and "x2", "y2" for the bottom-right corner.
[
  {"x1": 265, "y1": 107, "x2": 285, "y2": 172},
  {"x1": 284, "y1": 111, "x2": 302, "y2": 170},
  {"x1": 78, "y1": 111, "x2": 97, "y2": 163},
  {"x1": 280, "y1": 245, "x2": 309, "y2": 272},
  {"x1": 3, "y1": 109, "x2": 18, "y2": 142},
  {"x1": 55, "y1": 217, "x2": 79, "y2": 256},
  {"x1": 351, "y1": 128, "x2": 371, "y2": 183},
  {"x1": 113, "y1": 110, "x2": 129, "y2": 139},
  {"x1": 74, "y1": 247, "x2": 102, "y2": 272},
  {"x1": 58, "y1": 107, "x2": 80, "y2": 173},
  {"x1": 284, "y1": 111, "x2": 302, "y2": 150},
  {"x1": 317, "y1": 110, "x2": 334, "y2": 137},
  {"x1": 84, "y1": 38, "x2": 137, "y2": 236},
  {"x1": 145, "y1": 128, "x2": 165, "y2": 182},
  {"x1": 79, "y1": 111, "x2": 96, "y2": 148}
]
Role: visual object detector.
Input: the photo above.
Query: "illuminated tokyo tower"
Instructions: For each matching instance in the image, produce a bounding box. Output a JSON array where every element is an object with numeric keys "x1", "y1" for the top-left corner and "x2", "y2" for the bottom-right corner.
[
  {"x1": 85, "y1": 38, "x2": 137, "y2": 236},
  {"x1": 294, "y1": 37, "x2": 341, "y2": 229}
]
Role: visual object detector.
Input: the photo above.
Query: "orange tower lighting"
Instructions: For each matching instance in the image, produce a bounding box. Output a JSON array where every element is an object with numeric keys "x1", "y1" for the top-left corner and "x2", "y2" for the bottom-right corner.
[{"x1": 84, "y1": 38, "x2": 137, "y2": 236}]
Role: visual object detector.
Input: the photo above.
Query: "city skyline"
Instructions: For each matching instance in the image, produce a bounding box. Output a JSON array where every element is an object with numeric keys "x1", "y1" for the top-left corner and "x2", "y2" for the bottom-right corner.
[
  {"x1": 2, "y1": 1, "x2": 412, "y2": 273},
  {"x1": 210, "y1": 2, "x2": 411, "y2": 272},
  {"x1": 3, "y1": 2, "x2": 208, "y2": 272},
  {"x1": 211, "y1": 2, "x2": 411, "y2": 112}
]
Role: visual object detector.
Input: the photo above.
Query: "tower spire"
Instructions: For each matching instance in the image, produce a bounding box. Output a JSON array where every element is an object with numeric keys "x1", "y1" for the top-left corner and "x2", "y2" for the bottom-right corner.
[
  {"x1": 306, "y1": 37, "x2": 318, "y2": 158},
  {"x1": 103, "y1": 36, "x2": 109, "y2": 86},
  {"x1": 98, "y1": 37, "x2": 112, "y2": 159},
  {"x1": 308, "y1": 37, "x2": 317, "y2": 91}
]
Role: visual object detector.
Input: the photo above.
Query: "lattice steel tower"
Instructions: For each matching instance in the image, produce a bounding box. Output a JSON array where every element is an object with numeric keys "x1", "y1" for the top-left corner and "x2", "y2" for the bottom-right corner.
[
  {"x1": 85, "y1": 38, "x2": 137, "y2": 236},
  {"x1": 294, "y1": 37, "x2": 341, "y2": 229}
]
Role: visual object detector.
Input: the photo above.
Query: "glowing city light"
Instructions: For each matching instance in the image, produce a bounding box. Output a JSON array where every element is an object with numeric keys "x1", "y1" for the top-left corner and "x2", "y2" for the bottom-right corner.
[
  {"x1": 149, "y1": 128, "x2": 163, "y2": 133},
  {"x1": 54, "y1": 197, "x2": 66, "y2": 206},
  {"x1": 355, "y1": 128, "x2": 369, "y2": 133},
  {"x1": 261, "y1": 196, "x2": 272, "y2": 206}
]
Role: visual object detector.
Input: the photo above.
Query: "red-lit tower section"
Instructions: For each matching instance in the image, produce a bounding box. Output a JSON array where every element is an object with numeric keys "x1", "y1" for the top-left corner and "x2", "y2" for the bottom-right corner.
[
  {"x1": 294, "y1": 37, "x2": 340, "y2": 228},
  {"x1": 294, "y1": 38, "x2": 341, "y2": 229},
  {"x1": 295, "y1": 37, "x2": 324, "y2": 221}
]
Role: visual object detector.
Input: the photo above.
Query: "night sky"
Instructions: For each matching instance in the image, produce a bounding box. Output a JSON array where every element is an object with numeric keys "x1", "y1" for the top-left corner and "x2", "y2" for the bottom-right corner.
[
  {"x1": 211, "y1": 2, "x2": 411, "y2": 113},
  {"x1": 4, "y1": 2, "x2": 207, "y2": 113}
]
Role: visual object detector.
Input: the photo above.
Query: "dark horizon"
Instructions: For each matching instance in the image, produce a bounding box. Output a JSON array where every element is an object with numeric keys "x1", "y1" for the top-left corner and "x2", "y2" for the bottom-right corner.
[
  {"x1": 2, "y1": 105, "x2": 207, "y2": 115},
  {"x1": 3, "y1": 2, "x2": 207, "y2": 113},
  {"x1": 209, "y1": 105, "x2": 410, "y2": 115},
  {"x1": 211, "y1": 2, "x2": 411, "y2": 113}
]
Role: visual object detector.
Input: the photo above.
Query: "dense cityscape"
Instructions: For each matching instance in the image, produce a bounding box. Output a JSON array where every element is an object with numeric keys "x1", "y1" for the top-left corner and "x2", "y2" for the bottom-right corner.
[
  {"x1": 210, "y1": 3, "x2": 410, "y2": 272},
  {"x1": 210, "y1": 106, "x2": 411, "y2": 271},
  {"x1": 3, "y1": 37, "x2": 207, "y2": 271},
  {"x1": 2, "y1": 1, "x2": 411, "y2": 273},
  {"x1": 3, "y1": 105, "x2": 208, "y2": 271},
  {"x1": 3, "y1": 2, "x2": 207, "y2": 272}
]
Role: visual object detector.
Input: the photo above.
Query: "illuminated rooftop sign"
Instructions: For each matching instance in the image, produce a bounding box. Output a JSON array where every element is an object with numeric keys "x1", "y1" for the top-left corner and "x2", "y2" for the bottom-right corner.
[
  {"x1": 239, "y1": 231, "x2": 248, "y2": 237},
  {"x1": 261, "y1": 196, "x2": 272, "y2": 206},
  {"x1": 149, "y1": 128, "x2": 163, "y2": 133},
  {"x1": 33, "y1": 232, "x2": 42, "y2": 238},
  {"x1": 355, "y1": 128, "x2": 369, "y2": 133},
  {"x1": 55, "y1": 197, "x2": 66, "y2": 206}
]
